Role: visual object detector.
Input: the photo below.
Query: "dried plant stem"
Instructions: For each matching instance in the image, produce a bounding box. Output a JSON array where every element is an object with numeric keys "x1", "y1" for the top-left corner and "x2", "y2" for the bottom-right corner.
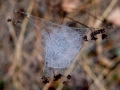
[
  {"x1": 9, "y1": 0, "x2": 34, "y2": 89},
  {"x1": 69, "y1": 0, "x2": 103, "y2": 18},
  {"x1": 90, "y1": 56, "x2": 120, "y2": 89},
  {"x1": 94, "y1": 0, "x2": 118, "y2": 28},
  {"x1": 79, "y1": 57, "x2": 107, "y2": 90},
  {"x1": 90, "y1": 0, "x2": 118, "y2": 89},
  {"x1": 14, "y1": 0, "x2": 34, "y2": 63}
]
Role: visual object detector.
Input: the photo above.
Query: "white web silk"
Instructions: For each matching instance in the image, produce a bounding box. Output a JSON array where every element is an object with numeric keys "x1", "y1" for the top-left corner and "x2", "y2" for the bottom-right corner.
[{"x1": 24, "y1": 13, "x2": 88, "y2": 68}]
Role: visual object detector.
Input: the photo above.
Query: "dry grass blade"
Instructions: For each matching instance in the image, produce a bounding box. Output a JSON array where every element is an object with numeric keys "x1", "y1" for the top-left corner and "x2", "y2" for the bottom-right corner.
[
  {"x1": 80, "y1": 56, "x2": 107, "y2": 90},
  {"x1": 91, "y1": 0, "x2": 118, "y2": 89},
  {"x1": 90, "y1": 56, "x2": 120, "y2": 90},
  {"x1": 94, "y1": 0, "x2": 118, "y2": 27},
  {"x1": 69, "y1": 0, "x2": 103, "y2": 17},
  {"x1": 14, "y1": 0, "x2": 34, "y2": 62},
  {"x1": 8, "y1": 0, "x2": 35, "y2": 89}
]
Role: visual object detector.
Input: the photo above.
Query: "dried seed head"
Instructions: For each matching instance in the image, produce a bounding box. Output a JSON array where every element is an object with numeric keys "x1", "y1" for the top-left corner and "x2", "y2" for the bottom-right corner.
[
  {"x1": 43, "y1": 79, "x2": 49, "y2": 84},
  {"x1": 67, "y1": 75, "x2": 72, "y2": 79},
  {"x1": 53, "y1": 74, "x2": 62, "y2": 81},
  {"x1": 91, "y1": 36, "x2": 98, "y2": 41},
  {"x1": 63, "y1": 81, "x2": 68, "y2": 85},
  {"x1": 90, "y1": 28, "x2": 105, "y2": 38},
  {"x1": 102, "y1": 34, "x2": 108, "y2": 40},
  {"x1": 41, "y1": 76, "x2": 45, "y2": 79},
  {"x1": 7, "y1": 18, "x2": 12, "y2": 22},
  {"x1": 16, "y1": 21, "x2": 22, "y2": 23},
  {"x1": 41, "y1": 76, "x2": 49, "y2": 84},
  {"x1": 82, "y1": 35, "x2": 88, "y2": 41},
  {"x1": 100, "y1": 29, "x2": 105, "y2": 33}
]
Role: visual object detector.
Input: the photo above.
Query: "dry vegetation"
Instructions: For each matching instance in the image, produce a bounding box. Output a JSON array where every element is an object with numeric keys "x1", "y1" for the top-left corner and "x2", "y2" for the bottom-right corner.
[{"x1": 0, "y1": 0, "x2": 120, "y2": 90}]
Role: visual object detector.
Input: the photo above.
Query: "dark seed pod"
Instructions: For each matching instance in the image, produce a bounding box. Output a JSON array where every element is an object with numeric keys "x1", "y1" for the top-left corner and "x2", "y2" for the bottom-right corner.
[
  {"x1": 41, "y1": 76, "x2": 45, "y2": 79},
  {"x1": 82, "y1": 35, "x2": 88, "y2": 41},
  {"x1": 67, "y1": 75, "x2": 72, "y2": 79},
  {"x1": 7, "y1": 19, "x2": 12, "y2": 22},
  {"x1": 102, "y1": 34, "x2": 107, "y2": 40},
  {"x1": 90, "y1": 28, "x2": 106, "y2": 38},
  {"x1": 96, "y1": 30, "x2": 101, "y2": 34},
  {"x1": 41, "y1": 76, "x2": 49, "y2": 84},
  {"x1": 16, "y1": 21, "x2": 22, "y2": 23},
  {"x1": 91, "y1": 36, "x2": 98, "y2": 41},
  {"x1": 100, "y1": 29, "x2": 105, "y2": 33},
  {"x1": 63, "y1": 81, "x2": 68, "y2": 85},
  {"x1": 43, "y1": 79, "x2": 49, "y2": 84},
  {"x1": 58, "y1": 74, "x2": 62, "y2": 78},
  {"x1": 53, "y1": 74, "x2": 62, "y2": 81},
  {"x1": 90, "y1": 32, "x2": 95, "y2": 37},
  {"x1": 53, "y1": 75, "x2": 59, "y2": 81}
]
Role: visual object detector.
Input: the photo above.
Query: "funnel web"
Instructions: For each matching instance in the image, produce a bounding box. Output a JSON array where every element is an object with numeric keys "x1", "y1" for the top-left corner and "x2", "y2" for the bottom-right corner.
[
  {"x1": 23, "y1": 13, "x2": 88, "y2": 68},
  {"x1": 16, "y1": 12, "x2": 89, "y2": 76}
]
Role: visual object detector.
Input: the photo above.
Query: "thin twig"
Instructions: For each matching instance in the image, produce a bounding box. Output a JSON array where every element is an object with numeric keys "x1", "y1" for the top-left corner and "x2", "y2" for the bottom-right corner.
[
  {"x1": 68, "y1": 0, "x2": 103, "y2": 18},
  {"x1": 80, "y1": 56, "x2": 107, "y2": 90},
  {"x1": 9, "y1": 0, "x2": 35, "y2": 89}
]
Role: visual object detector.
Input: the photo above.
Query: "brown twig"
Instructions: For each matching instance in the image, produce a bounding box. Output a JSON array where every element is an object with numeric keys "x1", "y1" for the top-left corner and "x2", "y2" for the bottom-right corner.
[
  {"x1": 80, "y1": 55, "x2": 107, "y2": 90},
  {"x1": 9, "y1": 0, "x2": 35, "y2": 89}
]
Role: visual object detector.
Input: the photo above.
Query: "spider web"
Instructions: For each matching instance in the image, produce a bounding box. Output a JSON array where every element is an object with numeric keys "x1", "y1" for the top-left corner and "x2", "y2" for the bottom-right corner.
[{"x1": 21, "y1": 12, "x2": 89, "y2": 68}]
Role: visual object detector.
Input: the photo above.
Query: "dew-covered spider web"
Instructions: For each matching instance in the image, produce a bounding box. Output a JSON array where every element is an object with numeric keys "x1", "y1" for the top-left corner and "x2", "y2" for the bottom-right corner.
[{"x1": 15, "y1": 12, "x2": 89, "y2": 76}]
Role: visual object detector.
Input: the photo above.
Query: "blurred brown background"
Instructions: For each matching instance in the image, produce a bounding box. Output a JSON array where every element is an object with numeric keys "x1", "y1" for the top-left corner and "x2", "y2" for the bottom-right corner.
[{"x1": 0, "y1": 0, "x2": 120, "y2": 90}]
